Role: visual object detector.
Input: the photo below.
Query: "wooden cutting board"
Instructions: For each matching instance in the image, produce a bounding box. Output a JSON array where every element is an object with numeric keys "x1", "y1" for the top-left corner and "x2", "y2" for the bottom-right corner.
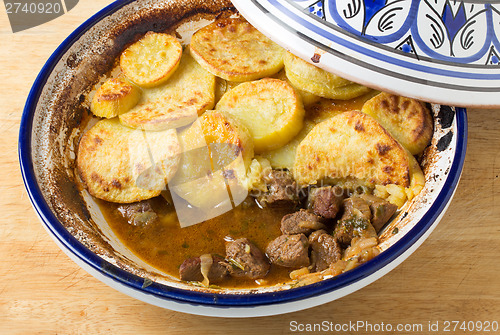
[{"x1": 1, "y1": 1, "x2": 499, "y2": 334}]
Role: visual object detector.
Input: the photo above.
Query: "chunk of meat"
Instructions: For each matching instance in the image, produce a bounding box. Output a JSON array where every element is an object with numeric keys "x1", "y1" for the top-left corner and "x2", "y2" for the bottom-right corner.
[
  {"x1": 179, "y1": 254, "x2": 230, "y2": 283},
  {"x1": 334, "y1": 197, "x2": 376, "y2": 248},
  {"x1": 117, "y1": 200, "x2": 158, "y2": 226},
  {"x1": 281, "y1": 209, "x2": 326, "y2": 235},
  {"x1": 266, "y1": 234, "x2": 310, "y2": 268},
  {"x1": 344, "y1": 196, "x2": 373, "y2": 220},
  {"x1": 307, "y1": 186, "x2": 345, "y2": 218},
  {"x1": 257, "y1": 170, "x2": 299, "y2": 207},
  {"x1": 309, "y1": 230, "x2": 342, "y2": 272},
  {"x1": 226, "y1": 238, "x2": 270, "y2": 279},
  {"x1": 359, "y1": 194, "x2": 398, "y2": 232}
]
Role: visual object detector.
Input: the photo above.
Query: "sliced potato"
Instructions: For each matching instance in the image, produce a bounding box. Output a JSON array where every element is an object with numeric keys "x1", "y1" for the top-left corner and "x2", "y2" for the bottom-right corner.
[
  {"x1": 284, "y1": 51, "x2": 371, "y2": 99},
  {"x1": 273, "y1": 69, "x2": 320, "y2": 107},
  {"x1": 175, "y1": 110, "x2": 254, "y2": 180},
  {"x1": 77, "y1": 118, "x2": 180, "y2": 203},
  {"x1": 294, "y1": 111, "x2": 410, "y2": 187},
  {"x1": 120, "y1": 32, "x2": 182, "y2": 88},
  {"x1": 90, "y1": 77, "x2": 141, "y2": 118},
  {"x1": 286, "y1": 69, "x2": 371, "y2": 100},
  {"x1": 261, "y1": 120, "x2": 315, "y2": 170},
  {"x1": 199, "y1": 110, "x2": 254, "y2": 168},
  {"x1": 190, "y1": 18, "x2": 284, "y2": 81},
  {"x1": 119, "y1": 49, "x2": 215, "y2": 131},
  {"x1": 171, "y1": 111, "x2": 253, "y2": 210},
  {"x1": 306, "y1": 91, "x2": 379, "y2": 124},
  {"x1": 216, "y1": 78, "x2": 305, "y2": 153},
  {"x1": 361, "y1": 92, "x2": 433, "y2": 155},
  {"x1": 168, "y1": 130, "x2": 234, "y2": 226}
]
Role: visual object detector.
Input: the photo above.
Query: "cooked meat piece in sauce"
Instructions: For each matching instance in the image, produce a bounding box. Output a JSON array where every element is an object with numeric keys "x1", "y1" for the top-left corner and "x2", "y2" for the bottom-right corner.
[
  {"x1": 359, "y1": 194, "x2": 398, "y2": 232},
  {"x1": 334, "y1": 197, "x2": 377, "y2": 248},
  {"x1": 307, "y1": 186, "x2": 346, "y2": 218},
  {"x1": 266, "y1": 234, "x2": 310, "y2": 268},
  {"x1": 117, "y1": 200, "x2": 158, "y2": 226},
  {"x1": 308, "y1": 230, "x2": 342, "y2": 272},
  {"x1": 281, "y1": 209, "x2": 326, "y2": 235},
  {"x1": 226, "y1": 238, "x2": 270, "y2": 279},
  {"x1": 179, "y1": 255, "x2": 230, "y2": 283},
  {"x1": 257, "y1": 170, "x2": 299, "y2": 207}
]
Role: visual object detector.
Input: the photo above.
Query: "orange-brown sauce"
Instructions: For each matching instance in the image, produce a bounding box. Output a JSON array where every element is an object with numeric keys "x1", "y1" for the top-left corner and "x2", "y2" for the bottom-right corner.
[{"x1": 99, "y1": 196, "x2": 295, "y2": 288}]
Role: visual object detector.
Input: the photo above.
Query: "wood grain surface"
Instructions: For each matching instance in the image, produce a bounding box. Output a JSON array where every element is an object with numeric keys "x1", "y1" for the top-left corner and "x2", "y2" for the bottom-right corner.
[{"x1": 1, "y1": 1, "x2": 499, "y2": 334}]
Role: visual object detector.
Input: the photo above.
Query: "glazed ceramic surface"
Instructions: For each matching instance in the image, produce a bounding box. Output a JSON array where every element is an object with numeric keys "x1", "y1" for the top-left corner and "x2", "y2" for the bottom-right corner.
[
  {"x1": 19, "y1": 0, "x2": 467, "y2": 317},
  {"x1": 232, "y1": 0, "x2": 500, "y2": 107}
]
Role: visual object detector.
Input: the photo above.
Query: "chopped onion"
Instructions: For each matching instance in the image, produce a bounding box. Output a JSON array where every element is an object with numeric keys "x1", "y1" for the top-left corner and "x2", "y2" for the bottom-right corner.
[{"x1": 199, "y1": 254, "x2": 213, "y2": 287}]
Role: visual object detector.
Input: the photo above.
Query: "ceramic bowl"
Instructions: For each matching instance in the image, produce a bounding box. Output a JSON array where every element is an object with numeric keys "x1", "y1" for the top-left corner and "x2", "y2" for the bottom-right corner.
[{"x1": 19, "y1": 0, "x2": 467, "y2": 317}]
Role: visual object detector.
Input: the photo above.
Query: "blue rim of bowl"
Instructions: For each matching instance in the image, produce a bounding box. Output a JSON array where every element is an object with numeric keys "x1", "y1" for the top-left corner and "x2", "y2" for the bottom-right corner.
[{"x1": 19, "y1": 0, "x2": 468, "y2": 307}]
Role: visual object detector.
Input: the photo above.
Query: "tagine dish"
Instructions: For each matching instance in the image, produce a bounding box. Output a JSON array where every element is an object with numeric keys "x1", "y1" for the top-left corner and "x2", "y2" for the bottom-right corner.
[{"x1": 76, "y1": 16, "x2": 433, "y2": 290}]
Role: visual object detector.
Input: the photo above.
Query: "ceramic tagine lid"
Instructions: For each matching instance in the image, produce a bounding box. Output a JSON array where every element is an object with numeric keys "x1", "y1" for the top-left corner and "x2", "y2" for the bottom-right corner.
[{"x1": 231, "y1": 0, "x2": 500, "y2": 107}]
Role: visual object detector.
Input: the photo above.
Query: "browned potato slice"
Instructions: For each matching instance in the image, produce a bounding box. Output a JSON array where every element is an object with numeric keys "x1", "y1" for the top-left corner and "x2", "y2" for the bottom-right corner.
[
  {"x1": 216, "y1": 78, "x2": 305, "y2": 153},
  {"x1": 199, "y1": 110, "x2": 254, "y2": 168},
  {"x1": 90, "y1": 77, "x2": 141, "y2": 118},
  {"x1": 294, "y1": 111, "x2": 410, "y2": 187},
  {"x1": 190, "y1": 18, "x2": 284, "y2": 81},
  {"x1": 77, "y1": 118, "x2": 180, "y2": 203},
  {"x1": 176, "y1": 110, "x2": 254, "y2": 176},
  {"x1": 120, "y1": 32, "x2": 182, "y2": 88},
  {"x1": 361, "y1": 92, "x2": 433, "y2": 155},
  {"x1": 170, "y1": 111, "x2": 253, "y2": 209},
  {"x1": 119, "y1": 49, "x2": 215, "y2": 131}
]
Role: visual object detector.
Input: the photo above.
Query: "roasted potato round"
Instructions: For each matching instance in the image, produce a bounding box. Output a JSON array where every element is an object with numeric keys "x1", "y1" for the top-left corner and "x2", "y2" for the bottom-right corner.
[
  {"x1": 119, "y1": 49, "x2": 215, "y2": 131},
  {"x1": 294, "y1": 111, "x2": 410, "y2": 187},
  {"x1": 170, "y1": 111, "x2": 253, "y2": 210},
  {"x1": 190, "y1": 18, "x2": 284, "y2": 82},
  {"x1": 77, "y1": 118, "x2": 180, "y2": 203},
  {"x1": 120, "y1": 32, "x2": 182, "y2": 88},
  {"x1": 90, "y1": 77, "x2": 141, "y2": 118},
  {"x1": 361, "y1": 92, "x2": 433, "y2": 155},
  {"x1": 215, "y1": 78, "x2": 305, "y2": 153}
]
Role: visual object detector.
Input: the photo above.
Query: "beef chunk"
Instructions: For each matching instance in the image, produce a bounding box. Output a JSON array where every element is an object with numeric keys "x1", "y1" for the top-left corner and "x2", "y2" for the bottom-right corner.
[
  {"x1": 359, "y1": 194, "x2": 398, "y2": 232},
  {"x1": 117, "y1": 201, "x2": 158, "y2": 226},
  {"x1": 308, "y1": 186, "x2": 345, "y2": 218},
  {"x1": 226, "y1": 238, "x2": 270, "y2": 279},
  {"x1": 281, "y1": 209, "x2": 326, "y2": 235},
  {"x1": 179, "y1": 255, "x2": 230, "y2": 283},
  {"x1": 334, "y1": 197, "x2": 376, "y2": 248},
  {"x1": 257, "y1": 170, "x2": 299, "y2": 207},
  {"x1": 266, "y1": 234, "x2": 310, "y2": 268},
  {"x1": 309, "y1": 230, "x2": 342, "y2": 272}
]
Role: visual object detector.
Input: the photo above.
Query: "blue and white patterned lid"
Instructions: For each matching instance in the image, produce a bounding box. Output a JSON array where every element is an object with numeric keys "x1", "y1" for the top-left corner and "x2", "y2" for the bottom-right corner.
[{"x1": 231, "y1": 0, "x2": 500, "y2": 107}]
